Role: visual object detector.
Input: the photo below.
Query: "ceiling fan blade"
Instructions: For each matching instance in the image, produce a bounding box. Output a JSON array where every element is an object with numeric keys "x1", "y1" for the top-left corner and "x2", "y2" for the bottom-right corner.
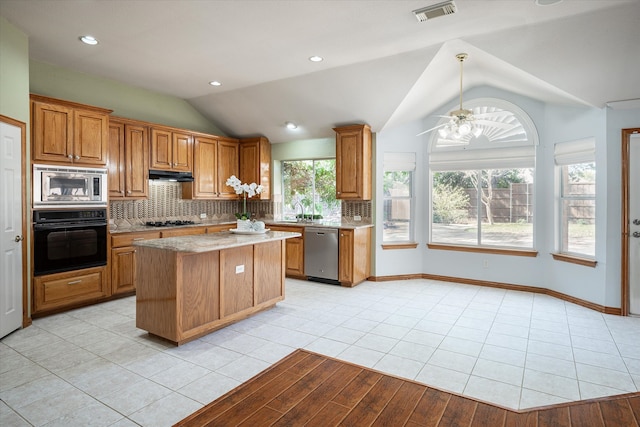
[{"x1": 416, "y1": 123, "x2": 447, "y2": 136}]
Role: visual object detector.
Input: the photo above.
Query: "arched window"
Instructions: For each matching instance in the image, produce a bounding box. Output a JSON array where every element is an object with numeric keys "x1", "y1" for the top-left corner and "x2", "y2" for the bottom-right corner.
[{"x1": 428, "y1": 98, "x2": 538, "y2": 249}]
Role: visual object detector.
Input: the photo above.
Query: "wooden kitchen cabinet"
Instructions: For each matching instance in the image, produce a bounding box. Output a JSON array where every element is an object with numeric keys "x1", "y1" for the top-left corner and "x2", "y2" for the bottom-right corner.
[
  {"x1": 205, "y1": 224, "x2": 234, "y2": 234},
  {"x1": 150, "y1": 126, "x2": 193, "y2": 172},
  {"x1": 135, "y1": 237, "x2": 286, "y2": 345},
  {"x1": 239, "y1": 137, "x2": 271, "y2": 199},
  {"x1": 339, "y1": 227, "x2": 371, "y2": 287},
  {"x1": 108, "y1": 118, "x2": 149, "y2": 199},
  {"x1": 33, "y1": 266, "x2": 109, "y2": 314},
  {"x1": 183, "y1": 135, "x2": 239, "y2": 200},
  {"x1": 334, "y1": 124, "x2": 372, "y2": 200},
  {"x1": 110, "y1": 230, "x2": 161, "y2": 295},
  {"x1": 269, "y1": 225, "x2": 305, "y2": 278},
  {"x1": 216, "y1": 138, "x2": 240, "y2": 199},
  {"x1": 160, "y1": 226, "x2": 207, "y2": 238},
  {"x1": 31, "y1": 94, "x2": 111, "y2": 167}
]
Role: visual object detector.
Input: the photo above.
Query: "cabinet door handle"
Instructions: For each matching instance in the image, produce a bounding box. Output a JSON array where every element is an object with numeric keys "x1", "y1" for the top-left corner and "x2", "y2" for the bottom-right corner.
[
  {"x1": 74, "y1": 155, "x2": 80, "y2": 160},
  {"x1": 68, "y1": 154, "x2": 73, "y2": 159},
  {"x1": 127, "y1": 190, "x2": 131, "y2": 194},
  {"x1": 68, "y1": 280, "x2": 82, "y2": 285}
]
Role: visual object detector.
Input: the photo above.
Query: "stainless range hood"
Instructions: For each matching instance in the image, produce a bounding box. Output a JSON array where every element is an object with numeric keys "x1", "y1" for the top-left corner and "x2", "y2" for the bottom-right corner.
[{"x1": 148, "y1": 169, "x2": 194, "y2": 182}]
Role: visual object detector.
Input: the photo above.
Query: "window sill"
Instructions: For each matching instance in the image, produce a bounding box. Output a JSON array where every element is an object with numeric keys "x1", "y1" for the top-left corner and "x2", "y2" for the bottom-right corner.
[
  {"x1": 427, "y1": 243, "x2": 538, "y2": 257},
  {"x1": 551, "y1": 253, "x2": 597, "y2": 267},
  {"x1": 382, "y1": 242, "x2": 419, "y2": 250}
]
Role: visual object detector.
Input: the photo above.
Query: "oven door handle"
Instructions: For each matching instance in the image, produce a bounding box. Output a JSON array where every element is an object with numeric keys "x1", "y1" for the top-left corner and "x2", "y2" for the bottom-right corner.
[{"x1": 34, "y1": 221, "x2": 107, "y2": 231}]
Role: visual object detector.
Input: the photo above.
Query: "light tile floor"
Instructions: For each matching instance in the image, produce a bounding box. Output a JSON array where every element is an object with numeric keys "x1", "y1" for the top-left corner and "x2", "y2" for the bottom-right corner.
[{"x1": 2, "y1": 278, "x2": 640, "y2": 426}]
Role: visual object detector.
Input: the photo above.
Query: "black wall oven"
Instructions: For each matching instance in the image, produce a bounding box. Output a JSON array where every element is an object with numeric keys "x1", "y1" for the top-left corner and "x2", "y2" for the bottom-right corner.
[{"x1": 33, "y1": 209, "x2": 108, "y2": 276}]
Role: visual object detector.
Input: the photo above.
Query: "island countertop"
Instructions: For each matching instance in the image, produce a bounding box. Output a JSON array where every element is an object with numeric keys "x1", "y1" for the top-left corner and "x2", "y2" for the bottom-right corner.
[{"x1": 133, "y1": 230, "x2": 301, "y2": 253}]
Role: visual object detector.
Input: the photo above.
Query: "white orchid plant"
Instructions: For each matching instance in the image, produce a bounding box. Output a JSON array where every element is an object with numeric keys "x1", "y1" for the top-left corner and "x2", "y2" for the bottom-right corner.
[{"x1": 226, "y1": 175, "x2": 264, "y2": 220}]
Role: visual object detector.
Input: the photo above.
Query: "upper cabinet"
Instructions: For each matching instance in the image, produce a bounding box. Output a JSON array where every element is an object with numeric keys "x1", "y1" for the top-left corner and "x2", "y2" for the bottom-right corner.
[
  {"x1": 108, "y1": 118, "x2": 149, "y2": 199},
  {"x1": 31, "y1": 94, "x2": 111, "y2": 167},
  {"x1": 150, "y1": 127, "x2": 193, "y2": 172},
  {"x1": 334, "y1": 124, "x2": 372, "y2": 200},
  {"x1": 239, "y1": 137, "x2": 271, "y2": 200},
  {"x1": 182, "y1": 135, "x2": 239, "y2": 200},
  {"x1": 217, "y1": 138, "x2": 240, "y2": 199}
]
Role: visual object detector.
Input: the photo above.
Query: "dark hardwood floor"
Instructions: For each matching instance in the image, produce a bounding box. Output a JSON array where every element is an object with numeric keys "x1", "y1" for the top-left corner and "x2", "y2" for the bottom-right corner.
[{"x1": 175, "y1": 349, "x2": 640, "y2": 427}]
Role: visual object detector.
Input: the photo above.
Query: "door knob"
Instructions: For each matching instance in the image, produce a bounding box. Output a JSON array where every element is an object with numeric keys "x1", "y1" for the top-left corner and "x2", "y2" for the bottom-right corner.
[
  {"x1": 634, "y1": 231, "x2": 640, "y2": 238},
  {"x1": 633, "y1": 219, "x2": 640, "y2": 225},
  {"x1": 14, "y1": 235, "x2": 23, "y2": 242}
]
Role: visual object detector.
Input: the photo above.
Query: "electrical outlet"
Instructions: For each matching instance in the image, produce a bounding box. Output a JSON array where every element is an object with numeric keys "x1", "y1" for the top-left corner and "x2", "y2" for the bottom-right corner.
[
  {"x1": 483, "y1": 259, "x2": 489, "y2": 269},
  {"x1": 200, "y1": 213, "x2": 207, "y2": 219},
  {"x1": 354, "y1": 215, "x2": 362, "y2": 221}
]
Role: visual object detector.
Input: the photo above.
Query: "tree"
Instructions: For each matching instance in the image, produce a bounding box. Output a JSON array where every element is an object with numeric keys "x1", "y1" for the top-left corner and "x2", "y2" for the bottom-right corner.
[
  {"x1": 432, "y1": 182, "x2": 470, "y2": 224},
  {"x1": 434, "y1": 169, "x2": 527, "y2": 225}
]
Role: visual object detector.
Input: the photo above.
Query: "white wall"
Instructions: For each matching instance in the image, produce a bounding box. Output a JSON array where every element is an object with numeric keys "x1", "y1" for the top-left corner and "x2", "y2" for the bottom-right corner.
[{"x1": 374, "y1": 85, "x2": 630, "y2": 308}]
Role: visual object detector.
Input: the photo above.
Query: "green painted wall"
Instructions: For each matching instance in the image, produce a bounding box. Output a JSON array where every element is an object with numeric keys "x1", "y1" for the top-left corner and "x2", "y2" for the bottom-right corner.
[
  {"x1": 271, "y1": 137, "x2": 334, "y2": 160},
  {"x1": 29, "y1": 60, "x2": 225, "y2": 135},
  {"x1": 0, "y1": 16, "x2": 29, "y2": 123}
]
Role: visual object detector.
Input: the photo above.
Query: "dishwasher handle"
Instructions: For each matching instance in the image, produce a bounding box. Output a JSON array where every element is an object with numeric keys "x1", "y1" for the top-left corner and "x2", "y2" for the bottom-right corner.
[{"x1": 305, "y1": 227, "x2": 338, "y2": 236}]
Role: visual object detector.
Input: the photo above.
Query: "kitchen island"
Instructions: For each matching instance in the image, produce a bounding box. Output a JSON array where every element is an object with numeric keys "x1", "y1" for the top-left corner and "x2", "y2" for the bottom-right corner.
[{"x1": 134, "y1": 230, "x2": 300, "y2": 345}]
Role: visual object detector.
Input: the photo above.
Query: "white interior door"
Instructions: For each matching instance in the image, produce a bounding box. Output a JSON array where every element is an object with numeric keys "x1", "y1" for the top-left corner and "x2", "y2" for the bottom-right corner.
[
  {"x1": 0, "y1": 121, "x2": 23, "y2": 338},
  {"x1": 629, "y1": 133, "x2": 640, "y2": 316}
]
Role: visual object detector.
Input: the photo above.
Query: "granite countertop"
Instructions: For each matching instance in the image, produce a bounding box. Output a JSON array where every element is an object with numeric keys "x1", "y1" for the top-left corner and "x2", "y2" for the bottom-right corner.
[
  {"x1": 109, "y1": 219, "x2": 236, "y2": 234},
  {"x1": 133, "y1": 230, "x2": 301, "y2": 253},
  {"x1": 110, "y1": 218, "x2": 373, "y2": 234}
]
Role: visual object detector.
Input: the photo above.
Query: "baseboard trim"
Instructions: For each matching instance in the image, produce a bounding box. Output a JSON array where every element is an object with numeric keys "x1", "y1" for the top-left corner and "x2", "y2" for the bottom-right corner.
[{"x1": 368, "y1": 273, "x2": 622, "y2": 315}]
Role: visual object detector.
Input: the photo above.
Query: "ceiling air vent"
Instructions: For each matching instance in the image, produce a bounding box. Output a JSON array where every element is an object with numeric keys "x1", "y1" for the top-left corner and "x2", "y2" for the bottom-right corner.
[{"x1": 412, "y1": 1, "x2": 457, "y2": 22}]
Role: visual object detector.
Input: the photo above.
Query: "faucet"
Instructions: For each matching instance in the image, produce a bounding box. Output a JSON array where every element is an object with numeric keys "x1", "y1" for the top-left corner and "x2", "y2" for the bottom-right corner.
[{"x1": 294, "y1": 201, "x2": 305, "y2": 222}]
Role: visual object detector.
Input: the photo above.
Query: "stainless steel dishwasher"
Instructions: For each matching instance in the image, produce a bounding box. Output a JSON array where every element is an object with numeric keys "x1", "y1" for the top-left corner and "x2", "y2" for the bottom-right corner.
[{"x1": 304, "y1": 227, "x2": 339, "y2": 284}]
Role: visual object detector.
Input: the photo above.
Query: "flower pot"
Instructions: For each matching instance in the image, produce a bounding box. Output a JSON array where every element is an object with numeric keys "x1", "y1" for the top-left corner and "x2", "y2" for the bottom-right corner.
[{"x1": 236, "y1": 219, "x2": 252, "y2": 231}]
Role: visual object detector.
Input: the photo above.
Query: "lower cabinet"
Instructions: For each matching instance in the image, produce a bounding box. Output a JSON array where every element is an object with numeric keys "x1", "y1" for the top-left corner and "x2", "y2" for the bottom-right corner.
[
  {"x1": 33, "y1": 266, "x2": 109, "y2": 314},
  {"x1": 136, "y1": 239, "x2": 285, "y2": 345},
  {"x1": 110, "y1": 231, "x2": 161, "y2": 296},
  {"x1": 269, "y1": 225, "x2": 304, "y2": 278},
  {"x1": 339, "y1": 227, "x2": 372, "y2": 287},
  {"x1": 109, "y1": 226, "x2": 232, "y2": 296}
]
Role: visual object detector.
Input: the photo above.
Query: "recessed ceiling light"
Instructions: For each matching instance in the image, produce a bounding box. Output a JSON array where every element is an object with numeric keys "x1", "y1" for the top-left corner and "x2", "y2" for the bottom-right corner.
[
  {"x1": 309, "y1": 56, "x2": 323, "y2": 62},
  {"x1": 209, "y1": 81, "x2": 222, "y2": 86},
  {"x1": 535, "y1": 0, "x2": 562, "y2": 5},
  {"x1": 285, "y1": 122, "x2": 298, "y2": 130},
  {"x1": 79, "y1": 35, "x2": 99, "y2": 45}
]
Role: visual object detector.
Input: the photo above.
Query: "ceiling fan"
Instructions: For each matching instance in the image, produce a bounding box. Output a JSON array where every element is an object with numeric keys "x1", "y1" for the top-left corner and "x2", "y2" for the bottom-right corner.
[{"x1": 417, "y1": 53, "x2": 484, "y2": 139}]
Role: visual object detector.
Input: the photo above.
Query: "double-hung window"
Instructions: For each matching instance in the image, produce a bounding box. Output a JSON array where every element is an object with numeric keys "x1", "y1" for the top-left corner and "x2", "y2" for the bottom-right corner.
[
  {"x1": 383, "y1": 152, "x2": 416, "y2": 243},
  {"x1": 554, "y1": 138, "x2": 596, "y2": 259}
]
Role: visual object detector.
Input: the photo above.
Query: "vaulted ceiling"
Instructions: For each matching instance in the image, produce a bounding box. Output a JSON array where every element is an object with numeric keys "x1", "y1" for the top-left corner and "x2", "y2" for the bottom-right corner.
[{"x1": 1, "y1": 0, "x2": 638, "y2": 142}]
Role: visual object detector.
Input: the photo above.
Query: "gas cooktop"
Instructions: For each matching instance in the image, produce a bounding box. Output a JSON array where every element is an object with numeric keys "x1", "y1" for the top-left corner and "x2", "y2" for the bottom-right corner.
[{"x1": 145, "y1": 220, "x2": 196, "y2": 227}]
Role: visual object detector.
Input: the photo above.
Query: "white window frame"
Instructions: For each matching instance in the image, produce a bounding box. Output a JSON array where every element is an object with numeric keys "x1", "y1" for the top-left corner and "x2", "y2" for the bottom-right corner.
[
  {"x1": 383, "y1": 152, "x2": 416, "y2": 243},
  {"x1": 428, "y1": 98, "x2": 538, "y2": 250},
  {"x1": 554, "y1": 138, "x2": 596, "y2": 259}
]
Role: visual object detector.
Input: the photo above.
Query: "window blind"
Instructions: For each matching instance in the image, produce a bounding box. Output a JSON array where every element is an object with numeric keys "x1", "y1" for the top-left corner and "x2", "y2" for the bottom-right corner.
[
  {"x1": 429, "y1": 146, "x2": 535, "y2": 171},
  {"x1": 554, "y1": 137, "x2": 596, "y2": 165},
  {"x1": 384, "y1": 152, "x2": 416, "y2": 171}
]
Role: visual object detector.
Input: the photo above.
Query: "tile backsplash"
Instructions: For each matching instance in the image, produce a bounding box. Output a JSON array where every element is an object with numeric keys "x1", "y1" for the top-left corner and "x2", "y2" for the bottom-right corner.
[{"x1": 109, "y1": 181, "x2": 372, "y2": 223}]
